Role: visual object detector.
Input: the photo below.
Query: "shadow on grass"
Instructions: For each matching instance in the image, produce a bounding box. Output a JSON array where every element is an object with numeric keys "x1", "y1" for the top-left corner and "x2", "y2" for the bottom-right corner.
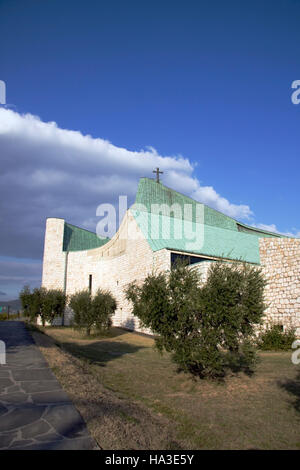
[
  {"x1": 278, "y1": 369, "x2": 300, "y2": 413},
  {"x1": 26, "y1": 323, "x2": 146, "y2": 367},
  {"x1": 57, "y1": 340, "x2": 145, "y2": 367},
  {"x1": 178, "y1": 351, "x2": 258, "y2": 382},
  {"x1": 224, "y1": 351, "x2": 258, "y2": 378},
  {"x1": 45, "y1": 326, "x2": 129, "y2": 340}
]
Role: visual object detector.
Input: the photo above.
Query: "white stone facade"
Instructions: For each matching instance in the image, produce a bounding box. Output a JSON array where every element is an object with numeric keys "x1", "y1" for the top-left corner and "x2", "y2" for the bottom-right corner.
[
  {"x1": 42, "y1": 214, "x2": 170, "y2": 332},
  {"x1": 42, "y1": 217, "x2": 300, "y2": 336}
]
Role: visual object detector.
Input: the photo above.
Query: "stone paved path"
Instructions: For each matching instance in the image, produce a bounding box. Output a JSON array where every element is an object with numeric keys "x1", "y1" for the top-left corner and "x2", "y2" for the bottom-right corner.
[{"x1": 0, "y1": 321, "x2": 98, "y2": 449}]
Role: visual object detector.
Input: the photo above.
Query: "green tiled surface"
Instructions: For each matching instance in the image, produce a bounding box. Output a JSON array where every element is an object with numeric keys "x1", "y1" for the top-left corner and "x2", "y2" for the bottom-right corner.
[
  {"x1": 61, "y1": 178, "x2": 284, "y2": 256},
  {"x1": 63, "y1": 223, "x2": 109, "y2": 252},
  {"x1": 135, "y1": 178, "x2": 284, "y2": 238},
  {"x1": 131, "y1": 178, "x2": 285, "y2": 264},
  {"x1": 131, "y1": 209, "x2": 261, "y2": 264},
  {"x1": 135, "y1": 177, "x2": 238, "y2": 231}
]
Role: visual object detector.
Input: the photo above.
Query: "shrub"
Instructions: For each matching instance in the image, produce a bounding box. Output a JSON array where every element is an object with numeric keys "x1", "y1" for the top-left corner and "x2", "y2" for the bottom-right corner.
[
  {"x1": 92, "y1": 289, "x2": 117, "y2": 333},
  {"x1": 20, "y1": 286, "x2": 66, "y2": 326},
  {"x1": 69, "y1": 290, "x2": 93, "y2": 335},
  {"x1": 19, "y1": 286, "x2": 47, "y2": 324},
  {"x1": 257, "y1": 324, "x2": 296, "y2": 351},
  {"x1": 69, "y1": 289, "x2": 117, "y2": 335},
  {"x1": 20, "y1": 285, "x2": 33, "y2": 319},
  {"x1": 33, "y1": 287, "x2": 49, "y2": 325},
  {"x1": 42, "y1": 289, "x2": 67, "y2": 325},
  {"x1": 126, "y1": 260, "x2": 267, "y2": 379}
]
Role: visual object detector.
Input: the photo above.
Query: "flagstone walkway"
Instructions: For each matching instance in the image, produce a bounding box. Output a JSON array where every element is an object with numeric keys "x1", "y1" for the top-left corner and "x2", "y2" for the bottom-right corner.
[{"x1": 0, "y1": 321, "x2": 98, "y2": 450}]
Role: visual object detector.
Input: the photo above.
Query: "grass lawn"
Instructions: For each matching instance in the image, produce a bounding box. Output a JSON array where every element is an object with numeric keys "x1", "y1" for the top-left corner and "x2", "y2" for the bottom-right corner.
[{"x1": 30, "y1": 325, "x2": 300, "y2": 450}]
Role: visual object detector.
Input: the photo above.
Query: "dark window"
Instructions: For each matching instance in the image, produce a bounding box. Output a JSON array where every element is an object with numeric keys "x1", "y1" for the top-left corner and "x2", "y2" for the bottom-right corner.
[
  {"x1": 170, "y1": 252, "x2": 214, "y2": 268},
  {"x1": 89, "y1": 274, "x2": 92, "y2": 293}
]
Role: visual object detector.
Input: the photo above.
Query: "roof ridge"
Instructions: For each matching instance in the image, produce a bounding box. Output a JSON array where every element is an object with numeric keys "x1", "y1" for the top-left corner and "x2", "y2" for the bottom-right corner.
[
  {"x1": 138, "y1": 177, "x2": 238, "y2": 222},
  {"x1": 137, "y1": 177, "x2": 284, "y2": 238},
  {"x1": 64, "y1": 221, "x2": 109, "y2": 240}
]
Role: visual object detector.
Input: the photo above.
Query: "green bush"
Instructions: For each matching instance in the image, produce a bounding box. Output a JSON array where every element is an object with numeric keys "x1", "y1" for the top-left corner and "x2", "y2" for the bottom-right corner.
[
  {"x1": 27, "y1": 287, "x2": 47, "y2": 324},
  {"x1": 69, "y1": 290, "x2": 93, "y2": 335},
  {"x1": 19, "y1": 285, "x2": 33, "y2": 319},
  {"x1": 20, "y1": 285, "x2": 46, "y2": 323},
  {"x1": 126, "y1": 260, "x2": 267, "y2": 379},
  {"x1": 92, "y1": 289, "x2": 117, "y2": 333},
  {"x1": 19, "y1": 286, "x2": 66, "y2": 326},
  {"x1": 42, "y1": 289, "x2": 67, "y2": 325},
  {"x1": 257, "y1": 324, "x2": 296, "y2": 351},
  {"x1": 69, "y1": 288, "x2": 117, "y2": 335}
]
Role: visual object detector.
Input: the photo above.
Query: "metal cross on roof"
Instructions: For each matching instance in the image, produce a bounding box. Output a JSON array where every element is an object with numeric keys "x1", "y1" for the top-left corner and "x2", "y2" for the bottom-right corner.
[{"x1": 153, "y1": 167, "x2": 163, "y2": 183}]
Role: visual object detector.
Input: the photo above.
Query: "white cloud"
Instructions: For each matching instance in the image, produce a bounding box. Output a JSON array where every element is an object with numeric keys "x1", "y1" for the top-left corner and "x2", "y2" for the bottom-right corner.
[
  {"x1": 1, "y1": 108, "x2": 299, "y2": 297},
  {"x1": 0, "y1": 108, "x2": 253, "y2": 260},
  {"x1": 192, "y1": 185, "x2": 252, "y2": 220}
]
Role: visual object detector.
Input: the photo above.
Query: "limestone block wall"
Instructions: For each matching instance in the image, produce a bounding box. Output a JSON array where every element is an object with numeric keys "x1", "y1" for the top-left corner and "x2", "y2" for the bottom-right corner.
[
  {"x1": 40, "y1": 218, "x2": 68, "y2": 326},
  {"x1": 42, "y1": 218, "x2": 66, "y2": 291},
  {"x1": 42, "y1": 211, "x2": 171, "y2": 333},
  {"x1": 42, "y1": 217, "x2": 300, "y2": 337},
  {"x1": 259, "y1": 238, "x2": 300, "y2": 336}
]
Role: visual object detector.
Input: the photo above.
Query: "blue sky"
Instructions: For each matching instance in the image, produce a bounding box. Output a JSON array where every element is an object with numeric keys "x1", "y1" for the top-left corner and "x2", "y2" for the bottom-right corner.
[{"x1": 0, "y1": 0, "x2": 299, "y2": 300}]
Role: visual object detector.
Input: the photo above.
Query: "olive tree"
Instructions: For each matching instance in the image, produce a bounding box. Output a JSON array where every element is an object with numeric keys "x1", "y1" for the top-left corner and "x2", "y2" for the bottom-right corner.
[
  {"x1": 20, "y1": 286, "x2": 66, "y2": 326},
  {"x1": 20, "y1": 285, "x2": 33, "y2": 319},
  {"x1": 126, "y1": 261, "x2": 266, "y2": 379},
  {"x1": 92, "y1": 289, "x2": 117, "y2": 333},
  {"x1": 69, "y1": 288, "x2": 117, "y2": 336},
  {"x1": 42, "y1": 289, "x2": 67, "y2": 325},
  {"x1": 69, "y1": 290, "x2": 93, "y2": 335}
]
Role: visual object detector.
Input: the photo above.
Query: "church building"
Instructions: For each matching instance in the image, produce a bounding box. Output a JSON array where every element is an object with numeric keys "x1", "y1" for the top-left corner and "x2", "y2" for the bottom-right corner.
[{"x1": 42, "y1": 177, "x2": 300, "y2": 335}]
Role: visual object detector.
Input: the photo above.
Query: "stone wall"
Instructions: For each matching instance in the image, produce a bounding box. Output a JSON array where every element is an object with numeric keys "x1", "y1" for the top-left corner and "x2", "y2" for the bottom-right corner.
[
  {"x1": 259, "y1": 238, "x2": 300, "y2": 336},
  {"x1": 41, "y1": 212, "x2": 171, "y2": 332},
  {"x1": 42, "y1": 217, "x2": 300, "y2": 337},
  {"x1": 42, "y1": 218, "x2": 66, "y2": 290}
]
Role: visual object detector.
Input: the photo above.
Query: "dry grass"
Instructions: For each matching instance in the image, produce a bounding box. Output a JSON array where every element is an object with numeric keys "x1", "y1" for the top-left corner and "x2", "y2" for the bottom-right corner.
[
  {"x1": 30, "y1": 325, "x2": 300, "y2": 450},
  {"x1": 31, "y1": 327, "x2": 181, "y2": 450}
]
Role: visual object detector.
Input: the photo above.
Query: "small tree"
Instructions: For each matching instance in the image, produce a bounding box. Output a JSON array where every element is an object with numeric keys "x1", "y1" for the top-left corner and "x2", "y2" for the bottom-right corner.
[
  {"x1": 92, "y1": 289, "x2": 117, "y2": 333},
  {"x1": 126, "y1": 260, "x2": 267, "y2": 379},
  {"x1": 42, "y1": 289, "x2": 67, "y2": 325},
  {"x1": 32, "y1": 287, "x2": 48, "y2": 326},
  {"x1": 69, "y1": 288, "x2": 117, "y2": 336},
  {"x1": 20, "y1": 285, "x2": 33, "y2": 319},
  {"x1": 69, "y1": 290, "x2": 93, "y2": 336},
  {"x1": 20, "y1": 286, "x2": 66, "y2": 326},
  {"x1": 257, "y1": 324, "x2": 296, "y2": 351},
  {"x1": 19, "y1": 286, "x2": 46, "y2": 324}
]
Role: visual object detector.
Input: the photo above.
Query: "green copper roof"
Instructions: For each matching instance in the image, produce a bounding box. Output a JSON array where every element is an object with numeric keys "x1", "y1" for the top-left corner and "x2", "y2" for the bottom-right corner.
[
  {"x1": 135, "y1": 177, "x2": 238, "y2": 231},
  {"x1": 63, "y1": 222, "x2": 109, "y2": 252},
  {"x1": 131, "y1": 209, "x2": 261, "y2": 264},
  {"x1": 135, "y1": 178, "x2": 284, "y2": 238},
  {"x1": 131, "y1": 178, "x2": 285, "y2": 264},
  {"x1": 61, "y1": 178, "x2": 285, "y2": 258}
]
